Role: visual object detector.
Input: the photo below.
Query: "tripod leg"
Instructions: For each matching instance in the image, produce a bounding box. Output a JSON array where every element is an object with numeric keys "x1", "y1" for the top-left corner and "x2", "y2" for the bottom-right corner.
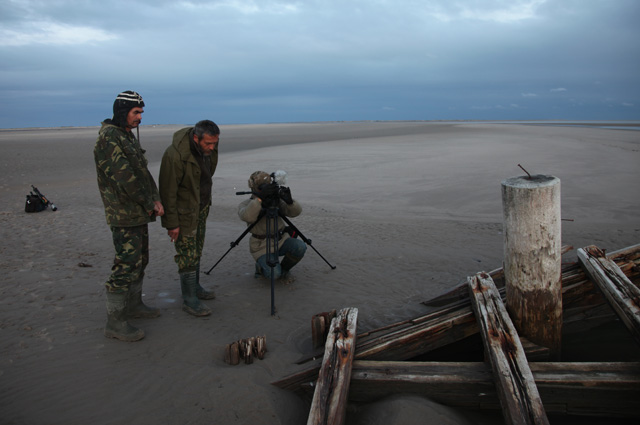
[
  {"x1": 264, "y1": 207, "x2": 280, "y2": 316},
  {"x1": 279, "y1": 212, "x2": 336, "y2": 270},
  {"x1": 205, "y1": 209, "x2": 267, "y2": 275}
]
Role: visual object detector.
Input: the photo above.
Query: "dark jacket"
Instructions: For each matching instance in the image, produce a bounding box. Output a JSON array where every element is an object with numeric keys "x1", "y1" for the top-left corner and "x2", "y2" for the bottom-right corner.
[
  {"x1": 159, "y1": 127, "x2": 218, "y2": 235},
  {"x1": 94, "y1": 121, "x2": 160, "y2": 227}
]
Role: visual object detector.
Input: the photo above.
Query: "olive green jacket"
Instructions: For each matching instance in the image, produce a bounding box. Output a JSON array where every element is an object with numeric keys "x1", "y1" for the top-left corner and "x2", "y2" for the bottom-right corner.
[
  {"x1": 159, "y1": 127, "x2": 218, "y2": 235},
  {"x1": 94, "y1": 121, "x2": 160, "y2": 227}
]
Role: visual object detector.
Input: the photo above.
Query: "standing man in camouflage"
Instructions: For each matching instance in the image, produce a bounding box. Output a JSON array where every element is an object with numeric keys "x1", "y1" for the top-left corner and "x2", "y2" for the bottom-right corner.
[
  {"x1": 94, "y1": 90, "x2": 164, "y2": 342},
  {"x1": 159, "y1": 120, "x2": 219, "y2": 317}
]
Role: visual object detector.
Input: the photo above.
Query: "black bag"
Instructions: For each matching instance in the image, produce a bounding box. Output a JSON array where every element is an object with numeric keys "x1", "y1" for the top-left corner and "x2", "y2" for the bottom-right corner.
[{"x1": 25, "y1": 194, "x2": 46, "y2": 212}]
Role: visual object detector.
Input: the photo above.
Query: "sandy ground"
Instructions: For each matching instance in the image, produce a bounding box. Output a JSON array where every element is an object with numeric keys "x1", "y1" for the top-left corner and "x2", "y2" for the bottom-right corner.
[{"x1": 0, "y1": 121, "x2": 638, "y2": 424}]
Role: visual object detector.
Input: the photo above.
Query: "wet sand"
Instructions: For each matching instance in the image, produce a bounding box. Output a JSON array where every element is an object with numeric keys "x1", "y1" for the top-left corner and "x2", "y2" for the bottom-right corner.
[{"x1": 0, "y1": 121, "x2": 638, "y2": 424}]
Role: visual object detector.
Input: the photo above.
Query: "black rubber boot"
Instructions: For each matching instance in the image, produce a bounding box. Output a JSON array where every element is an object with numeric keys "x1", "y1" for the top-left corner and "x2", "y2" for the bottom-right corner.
[
  {"x1": 279, "y1": 254, "x2": 302, "y2": 283},
  {"x1": 195, "y1": 263, "x2": 216, "y2": 300},
  {"x1": 104, "y1": 291, "x2": 145, "y2": 342},
  {"x1": 280, "y1": 253, "x2": 302, "y2": 272},
  {"x1": 127, "y1": 278, "x2": 161, "y2": 319},
  {"x1": 180, "y1": 270, "x2": 212, "y2": 317}
]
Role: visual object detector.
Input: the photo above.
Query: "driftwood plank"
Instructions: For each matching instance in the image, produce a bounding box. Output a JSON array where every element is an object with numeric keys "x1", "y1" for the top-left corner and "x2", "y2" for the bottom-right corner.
[
  {"x1": 578, "y1": 245, "x2": 640, "y2": 346},
  {"x1": 468, "y1": 272, "x2": 549, "y2": 425},
  {"x1": 424, "y1": 245, "x2": 573, "y2": 308},
  {"x1": 424, "y1": 243, "x2": 640, "y2": 308},
  {"x1": 273, "y1": 301, "x2": 478, "y2": 393},
  {"x1": 307, "y1": 307, "x2": 358, "y2": 425},
  {"x1": 348, "y1": 360, "x2": 640, "y2": 418}
]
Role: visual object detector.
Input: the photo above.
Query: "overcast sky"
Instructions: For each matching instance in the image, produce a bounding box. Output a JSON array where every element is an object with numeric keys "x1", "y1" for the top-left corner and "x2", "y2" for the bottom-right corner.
[{"x1": 1, "y1": 0, "x2": 639, "y2": 128}]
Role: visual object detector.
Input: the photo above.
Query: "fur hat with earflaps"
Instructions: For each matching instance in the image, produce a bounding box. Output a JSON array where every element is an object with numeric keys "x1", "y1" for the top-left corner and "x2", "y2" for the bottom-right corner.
[{"x1": 112, "y1": 90, "x2": 145, "y2": 128}]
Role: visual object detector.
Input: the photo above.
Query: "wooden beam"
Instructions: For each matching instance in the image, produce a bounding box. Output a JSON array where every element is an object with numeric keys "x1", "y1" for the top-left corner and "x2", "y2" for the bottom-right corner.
[
  {"x1": 273, "y1": 301, "x2": 479, "y2": 393},
  {"x1": 423, "y1": 245, "x2": 573, "y2": 308},
  {"x1": 423, "y1": 243, "x2": 639, "y2": 308},
  {"x1": 347, "y1": 361, "x2": 640, "y2": 418},
  {"x1": 577, "y1": 245, "x2": 640, "y2": 346},
  {"x1": 468, "y1": 272, "x2": 549, "y2": 425},
  {"x1": 307, "y1": 307, "x2": 358, "y2": 425}
]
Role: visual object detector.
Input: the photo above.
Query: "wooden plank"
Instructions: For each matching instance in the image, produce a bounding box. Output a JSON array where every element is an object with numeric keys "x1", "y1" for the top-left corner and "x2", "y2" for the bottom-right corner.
[
  {"x1": 273, "y1": 301, "x2": 478, "y2": 393},
  {"x1": 307, "y1": 307, "x2": 358, "y2": 425},
  {"x1": 578, "y1": 245, "x2": 640, "y2": 346},
  {"x1": 468, "y1": 272, "x2": 549, "y2": 425},
  {"x1": 347, "y1": 360, "x2": 640, "y2": 418},
  {"x1": 424, "y1": 243, "x2": 640, "y2": 308},
  {"x1": 423, "y1": 245, "x2": 573, "y2": 307}
]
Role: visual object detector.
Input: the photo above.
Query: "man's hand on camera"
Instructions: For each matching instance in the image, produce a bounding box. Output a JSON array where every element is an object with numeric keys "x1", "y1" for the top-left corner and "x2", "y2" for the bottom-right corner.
[
  {"x1": 256, "y1": 183, "x2": 279, "y2": 201},
  {"x1": 279, "y1": 186, "x2": 294, "y2": 204}
]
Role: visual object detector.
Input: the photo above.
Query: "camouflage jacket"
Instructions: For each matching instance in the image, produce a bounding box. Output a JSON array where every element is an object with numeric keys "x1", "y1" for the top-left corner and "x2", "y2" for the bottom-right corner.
[{"x1": 94, "y1": 121, "x2": 160, "y2": 227}]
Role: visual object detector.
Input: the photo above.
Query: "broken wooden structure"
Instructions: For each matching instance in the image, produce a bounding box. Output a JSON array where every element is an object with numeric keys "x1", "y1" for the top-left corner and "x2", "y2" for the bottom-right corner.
[
  {"x1": 224, "y1": 335, "x2": 267, "y2": 365},
  {"x1": 273, "y1": 243, "x2": 640, "y2": 423}
]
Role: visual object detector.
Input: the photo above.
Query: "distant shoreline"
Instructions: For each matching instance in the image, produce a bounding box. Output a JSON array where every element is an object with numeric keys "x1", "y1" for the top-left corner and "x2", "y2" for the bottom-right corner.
[{"x1": 1, "y1": 119, "x2": 640, "y2": 132}]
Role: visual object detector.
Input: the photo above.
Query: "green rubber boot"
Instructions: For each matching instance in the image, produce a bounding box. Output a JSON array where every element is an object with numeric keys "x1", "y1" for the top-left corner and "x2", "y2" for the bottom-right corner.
[
  {"x1": 195, "y1": 263, "x2": 216, "y2": 300},
  {"x1": 105, "y1": 291, "x2": 145, "y2": 342},
  {"x1": 128, "y1": 278, "x2": 161, "y2": 319},
  {"x1": 180, "y1": 270, "x2": 212, "y2": 317}
]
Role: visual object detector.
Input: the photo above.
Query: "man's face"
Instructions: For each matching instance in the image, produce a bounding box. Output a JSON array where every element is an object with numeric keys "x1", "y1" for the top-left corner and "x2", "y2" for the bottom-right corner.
[
  {"x1": 126, "y1": 107, "x2": 144, "y2": 130},
  {"x1": 195, "y1": 133, "x2": 219, "y2": 156}
]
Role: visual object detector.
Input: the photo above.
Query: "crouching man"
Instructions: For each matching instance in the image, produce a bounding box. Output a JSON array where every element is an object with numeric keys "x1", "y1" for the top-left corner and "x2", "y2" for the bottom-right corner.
[{"x1": 238, "y1": 171, "x2": 307, "y2": 282}]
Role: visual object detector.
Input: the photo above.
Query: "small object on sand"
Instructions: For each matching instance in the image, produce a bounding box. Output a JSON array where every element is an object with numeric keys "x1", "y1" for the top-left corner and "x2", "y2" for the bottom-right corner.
[
  {"x1": 223, "y1": 335, "x2": 267, "y2": 365},
  {"x1": 78, "y1": 262, "x2": 93, "y2": 267}
]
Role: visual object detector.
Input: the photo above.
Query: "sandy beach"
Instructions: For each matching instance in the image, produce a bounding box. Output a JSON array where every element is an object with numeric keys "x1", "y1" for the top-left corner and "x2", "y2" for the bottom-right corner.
[{"x1": 1, "y1": 121, "x2": 639, "y2": 424}]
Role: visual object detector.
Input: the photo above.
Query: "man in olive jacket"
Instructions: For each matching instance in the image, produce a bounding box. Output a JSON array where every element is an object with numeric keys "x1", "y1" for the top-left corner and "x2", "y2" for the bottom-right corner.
[
  {"x1": 159, "y1": 120, "x2": 219, "y2": 317},
  {"x1": 94, "y1": 90, "x2": 164, "y2": 342}
]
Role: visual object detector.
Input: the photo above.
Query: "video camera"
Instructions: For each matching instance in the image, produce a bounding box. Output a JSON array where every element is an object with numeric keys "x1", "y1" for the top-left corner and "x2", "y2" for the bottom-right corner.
[{"x1": 236, "y1": 170, "x2": 292, "y2": 209}]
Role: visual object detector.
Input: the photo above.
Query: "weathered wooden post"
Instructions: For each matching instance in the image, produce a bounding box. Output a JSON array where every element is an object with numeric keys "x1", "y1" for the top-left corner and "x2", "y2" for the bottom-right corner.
[{"x1": 502, "y1": 174, "x2": 562, "y2": 360}]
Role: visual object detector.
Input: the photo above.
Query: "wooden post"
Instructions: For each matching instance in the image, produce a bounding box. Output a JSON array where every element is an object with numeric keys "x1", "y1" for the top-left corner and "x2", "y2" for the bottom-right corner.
[{"x1": 502, "y1": 175, "x2": 562, "y2": 359}]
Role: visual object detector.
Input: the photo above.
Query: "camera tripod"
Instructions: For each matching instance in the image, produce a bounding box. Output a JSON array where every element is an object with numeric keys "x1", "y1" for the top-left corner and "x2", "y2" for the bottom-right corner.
[{"x1": 205, "y1": 202, "x2": 335, "y2": 316}]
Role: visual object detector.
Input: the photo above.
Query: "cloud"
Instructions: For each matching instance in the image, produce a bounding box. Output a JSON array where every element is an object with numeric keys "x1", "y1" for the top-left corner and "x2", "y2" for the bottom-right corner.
[
  {"x1": 426, "y1": 0, "x2": 548, "y2": 23},
  {"x1": 175, "y1": 0, "x2": 299, "y2": 15},
  {"x1": 0, "y1": 21, "x2": 117, "y2": 46},
  {"x1": 0, "y1": 0, "x2": 639, "y2": 127}
]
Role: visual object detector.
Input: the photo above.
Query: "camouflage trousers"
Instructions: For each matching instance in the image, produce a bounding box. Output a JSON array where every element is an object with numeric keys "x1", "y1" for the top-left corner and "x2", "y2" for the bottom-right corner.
[
  {"x1": 105, "y1": 224, "x2": 149, "y2": 293},
  {"x1": 174, "y1": 205, "x2": 209, "y2": 273}
]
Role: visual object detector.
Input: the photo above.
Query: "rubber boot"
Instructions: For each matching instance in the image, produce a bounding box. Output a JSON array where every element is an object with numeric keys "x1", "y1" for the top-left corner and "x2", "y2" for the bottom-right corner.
[
  {"x1": 279, "y1": 254, "x2": 302, "y2": 283},
  {"x1": 104, "y1": 291, "x2": 145, "y2": 342},
  {"x1": 128, "y1": 278, "x2": 161, "y2": 319},
  {"x1": 180, "y1": 270, "x2": 212, "y2": 317},
  {"x1": 195, "y1": 263, "x2": 216, "y2": 300}
]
